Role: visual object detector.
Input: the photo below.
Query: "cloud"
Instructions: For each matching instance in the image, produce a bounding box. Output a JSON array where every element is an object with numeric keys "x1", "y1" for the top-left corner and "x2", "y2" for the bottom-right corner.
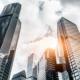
[
  {"x1": 60, "y1": 0, "x2": 80, "y2": 6},
  {"x1": 0, "y1": 1, "x2": 4, "y2": 14}
]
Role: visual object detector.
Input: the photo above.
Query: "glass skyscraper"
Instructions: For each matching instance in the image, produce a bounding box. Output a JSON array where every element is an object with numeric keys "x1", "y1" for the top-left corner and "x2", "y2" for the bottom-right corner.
[
  {"x1": 27, "y1": 54, "x2": 37, "y2": 80},
  {"x1": 12, "y1": 70, "x2": 26, "y2": 80},
  {"x1": 57, "y1": 57, "x2": 70, "y2": 80},
  {"x1": 0, "y1": 3, "x2": 21, "y2": 80},
  {"x1": 37, "y1": 48, "x2": 59, "y2": 80},
  {"x1": 57, "y1": 17, "x2": 80, "y2": 80},
  {"x1": 0, "y1": 3, "x2": 21, "y2": 53},
  {"x1": 27, "y1": 54, "x2": 34, "y2": 80}
]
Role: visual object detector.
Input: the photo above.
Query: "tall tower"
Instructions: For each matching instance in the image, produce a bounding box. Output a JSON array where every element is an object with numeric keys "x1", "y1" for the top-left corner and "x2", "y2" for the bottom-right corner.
[
  {"x1": 12, "y1": 70, "x2": 26, "y2": 80},
  {"x1": 0, "y1": 3, "x2": 21, "y2": 53},
  {"x1": 57, "y1": 17, "x2": 80, "y2": 80},
  {"x1": 27, "y1": 54, "x2": 37, "y2": 80},
  {"x1": 37, "y1": 48, "x2": 58, "y2": 80},
  {"x1": 0, "y1": 3, "x2": 21, "y2": 80},
  {"x1": 27, "y1": 54, "x2": 34, "y2": 80}
]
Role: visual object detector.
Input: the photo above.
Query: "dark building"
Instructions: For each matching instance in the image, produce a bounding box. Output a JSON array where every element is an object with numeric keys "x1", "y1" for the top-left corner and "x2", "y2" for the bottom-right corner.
[
  {"x1": 57, "y1": 17, "x2": 80, "y2": 80},
  {"x1": 0, "y1": 3, "x2": 21, "y2": 80},
  {"x1": 0, "y1": 3, "x2": 21, "y2": 53},
  {"x1": 0, "y1": 54, "x2": 8, "y2": 80},
  {"x1": 57, "y1": 57, "x2": 70, "y2": 80},
  {"x1": 37, "y1": 48, "x2": 58, "y2": 80},
  {"x1": 12, "y1": 70, "x2": 26, "y2": 80}
]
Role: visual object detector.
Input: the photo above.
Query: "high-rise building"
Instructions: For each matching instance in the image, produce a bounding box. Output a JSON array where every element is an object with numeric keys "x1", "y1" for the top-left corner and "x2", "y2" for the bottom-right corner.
[
  {"x1": 27, "y1": 54, "x2": 34, "y2": 80},
  {"x1": 0, "y1": 3, "x2": 21, "y2": 53},
  {"x1": 27, "y1": 53, "x2": 37, "y2": 80},
  {"x1": 37, "y1": 48, "x2": 59, "y2": 80},
  {"x1": 57, "y1": 57, "x2": 70, "y2": 80},
  {"x1": 0, "y1": 54, "x2": 8, "y2": 80},
  {"x1": 57, "y1": 17, "x2": 80, "y2": 80},
  {"x1": 32, "y1": 65, "x2": 37, "y2": 80},
  {"x1": 0, "y1": 3, "x2": 21, "y2": 80},
  {"x1": 12, "y1": 70, "x2": 26, "y2": 80}
]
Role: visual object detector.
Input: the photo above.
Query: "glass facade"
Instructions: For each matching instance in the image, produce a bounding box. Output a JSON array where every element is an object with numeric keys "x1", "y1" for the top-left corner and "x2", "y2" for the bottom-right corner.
[
  {"x1": 0, "y1": 3, "x2": 21, "y2": 53},
  {"x1": 1, "y1": 3, "x2": 21, "y2": 17},
  {"x1": 0, "y1": 15, "x2": 12, "y2": 47},
  {"x1": 27, "y1": 54, "x2": 34, "y2": 79},
  {"x1": 12, "y1": 70, "x2": 26, "y2": 80},
  {"x1": 0, "y1": 3, "x2": 21, "y2": 80},
  {"x1": 27, "y1": 54, "x2": 37, "y2": 80},
  {"x1": 32, "y1": 65, "x2": 37, "y2": 80},
  {"x1": 57, "y1": 17, "x2": 80, "y2": 80},
  {"x1": 0, "y1": 54, "x2": 8, "y2": 80},
  {"x1": 37, "y1": 48, "x2": 59, "y2": 80},
  {"x1": 37, "y1": 56, "x2": 46, "y2": 80}
]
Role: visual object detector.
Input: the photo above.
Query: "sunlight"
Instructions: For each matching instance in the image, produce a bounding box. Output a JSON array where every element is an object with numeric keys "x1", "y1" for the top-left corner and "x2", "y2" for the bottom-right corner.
[{"x1": 39, "y1": 36, "x2": 57, "y2": 49}]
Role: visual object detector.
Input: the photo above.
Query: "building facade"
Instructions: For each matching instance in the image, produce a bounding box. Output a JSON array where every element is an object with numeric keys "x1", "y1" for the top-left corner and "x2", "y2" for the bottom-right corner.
[
  {"x1": 27, "y1": 54, "x2": 37, "y2": 80},
  {"x1": 57, "y1": 17, "x2": 80, "y2": 80},
  {"x1": 37, "y1": 48, "x2": 59, "y2": 80},
  {"x1": 0, "y1": 3, "x2": 21, "y2": 80},
  {"x1": 57, "y1": 57, "x2": 70, "y2": 80},
  {"x1": 12, "y1": 70, "x2": 26, "y2": 80}
]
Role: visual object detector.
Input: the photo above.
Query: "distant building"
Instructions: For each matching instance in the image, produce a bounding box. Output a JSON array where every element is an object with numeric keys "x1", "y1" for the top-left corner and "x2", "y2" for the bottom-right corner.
[
  {"x1": 12, "y1": 70, "x2": 26, "y2": 80},
  {"x1": 37, "y1": 48, "x2": 59, "y2": 80},
  {"x1": 32, "y1": 65, "x2": 37, "y2": 80},
  {"x1": 57, "y1": 17, "x2": 80, "y2": 80},
  {"x1": 27, "y1": 54, "x2": 37, "y2": 80},
  {"x1": 27, "y1": 54, "x2": 34, "y2": 79},
  {"x1": 0, "y1": 3, "x2": 21, "y2": 80}
]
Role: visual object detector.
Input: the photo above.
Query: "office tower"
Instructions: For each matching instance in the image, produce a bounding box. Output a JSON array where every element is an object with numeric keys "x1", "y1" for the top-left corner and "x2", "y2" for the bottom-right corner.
[
  {"x1": 27, "y1": 53, "x2": 37, "y2": 80},
  {"x1": 37, "y1": 48, "x2": 58, "y2": 80},
  {"x1": 12, "y1": 70, "x2": 26, "y2": 80},
  {"x1": 0, "y1": 3, "x2": 21, "y2": 52},
  {"x1": 32, "y1": 65, "x2": 37, "y2": 80},
  {"x1": 57, "y1": 17, "x2": 80, "y2": 80},
  {"x1": 0, "y1": 3, "x2": 21, "y2": 80},
  {"x1": 0, "y1": 51, "x2": 15, "y2": 80},
  {"x1": 27, "y1": 54, "x2": 34, "y2": 80},
  {"x1": 0, "y1": 54, "x2": 8, "y2": 80}
]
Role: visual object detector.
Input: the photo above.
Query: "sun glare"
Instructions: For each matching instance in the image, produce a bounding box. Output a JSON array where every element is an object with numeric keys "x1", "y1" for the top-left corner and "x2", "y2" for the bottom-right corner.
[{"x1": 39, "y1": 36, "x2": 57, "y2": 49}]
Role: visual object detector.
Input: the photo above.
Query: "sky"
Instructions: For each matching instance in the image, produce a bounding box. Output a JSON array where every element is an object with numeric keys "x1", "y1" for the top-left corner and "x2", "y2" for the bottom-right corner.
[{"x1": 0, "y1": 0, "x2": 80, "y2": 80}]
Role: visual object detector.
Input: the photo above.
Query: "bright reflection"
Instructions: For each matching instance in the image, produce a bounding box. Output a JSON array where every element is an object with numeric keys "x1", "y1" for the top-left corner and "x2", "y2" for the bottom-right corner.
[
  {"x1": 39, "y1": 36, "x2": 57, "y2": 49},
  {"x1": 34, "y1": 36, "x2": 57, "y2": 65}
]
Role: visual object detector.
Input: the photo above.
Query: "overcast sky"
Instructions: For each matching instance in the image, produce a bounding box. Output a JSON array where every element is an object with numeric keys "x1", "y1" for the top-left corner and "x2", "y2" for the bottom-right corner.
[{"x1": 0, "y1": 0, "x2": 80, "y2": 80}]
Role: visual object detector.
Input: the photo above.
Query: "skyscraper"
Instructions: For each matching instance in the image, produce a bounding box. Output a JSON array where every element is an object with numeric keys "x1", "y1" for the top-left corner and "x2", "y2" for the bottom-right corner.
[
  {"x1": 32, "y1": 65, "x2": 37, "y2": 80},
  {"x1": 0, "y1": 3, "x2": 21, "y2": 53},
  {"x1": 27, "y1": 53, "x2": 37, "y2": 80},
  {"x1": 57, "y1": 17, "x2": 80, "y2": 80},
  {"x1": 27, "y1": 54, "x2": 34, "y2": 80},
  {"x1": 37, "y1": 48, "x2": 59, "y2": 80},
  {"x1": 0, "y1": 3, "x2": 21, "y2": 80},
  {"x1": 57, "y1": 57, "x2": 70, "y2": 80},
  {"x1": 12, "y1": 70, "x2": 26, "y2": 80},
  {"x1": 0, "y1": 54, "x2": 8, "y2": 80}
]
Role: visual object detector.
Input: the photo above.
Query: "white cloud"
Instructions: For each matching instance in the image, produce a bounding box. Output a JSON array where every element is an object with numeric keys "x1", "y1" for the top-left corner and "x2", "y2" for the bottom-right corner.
[{"x1": 0, "y1": 1, "x2": 4, "y2": 14}]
